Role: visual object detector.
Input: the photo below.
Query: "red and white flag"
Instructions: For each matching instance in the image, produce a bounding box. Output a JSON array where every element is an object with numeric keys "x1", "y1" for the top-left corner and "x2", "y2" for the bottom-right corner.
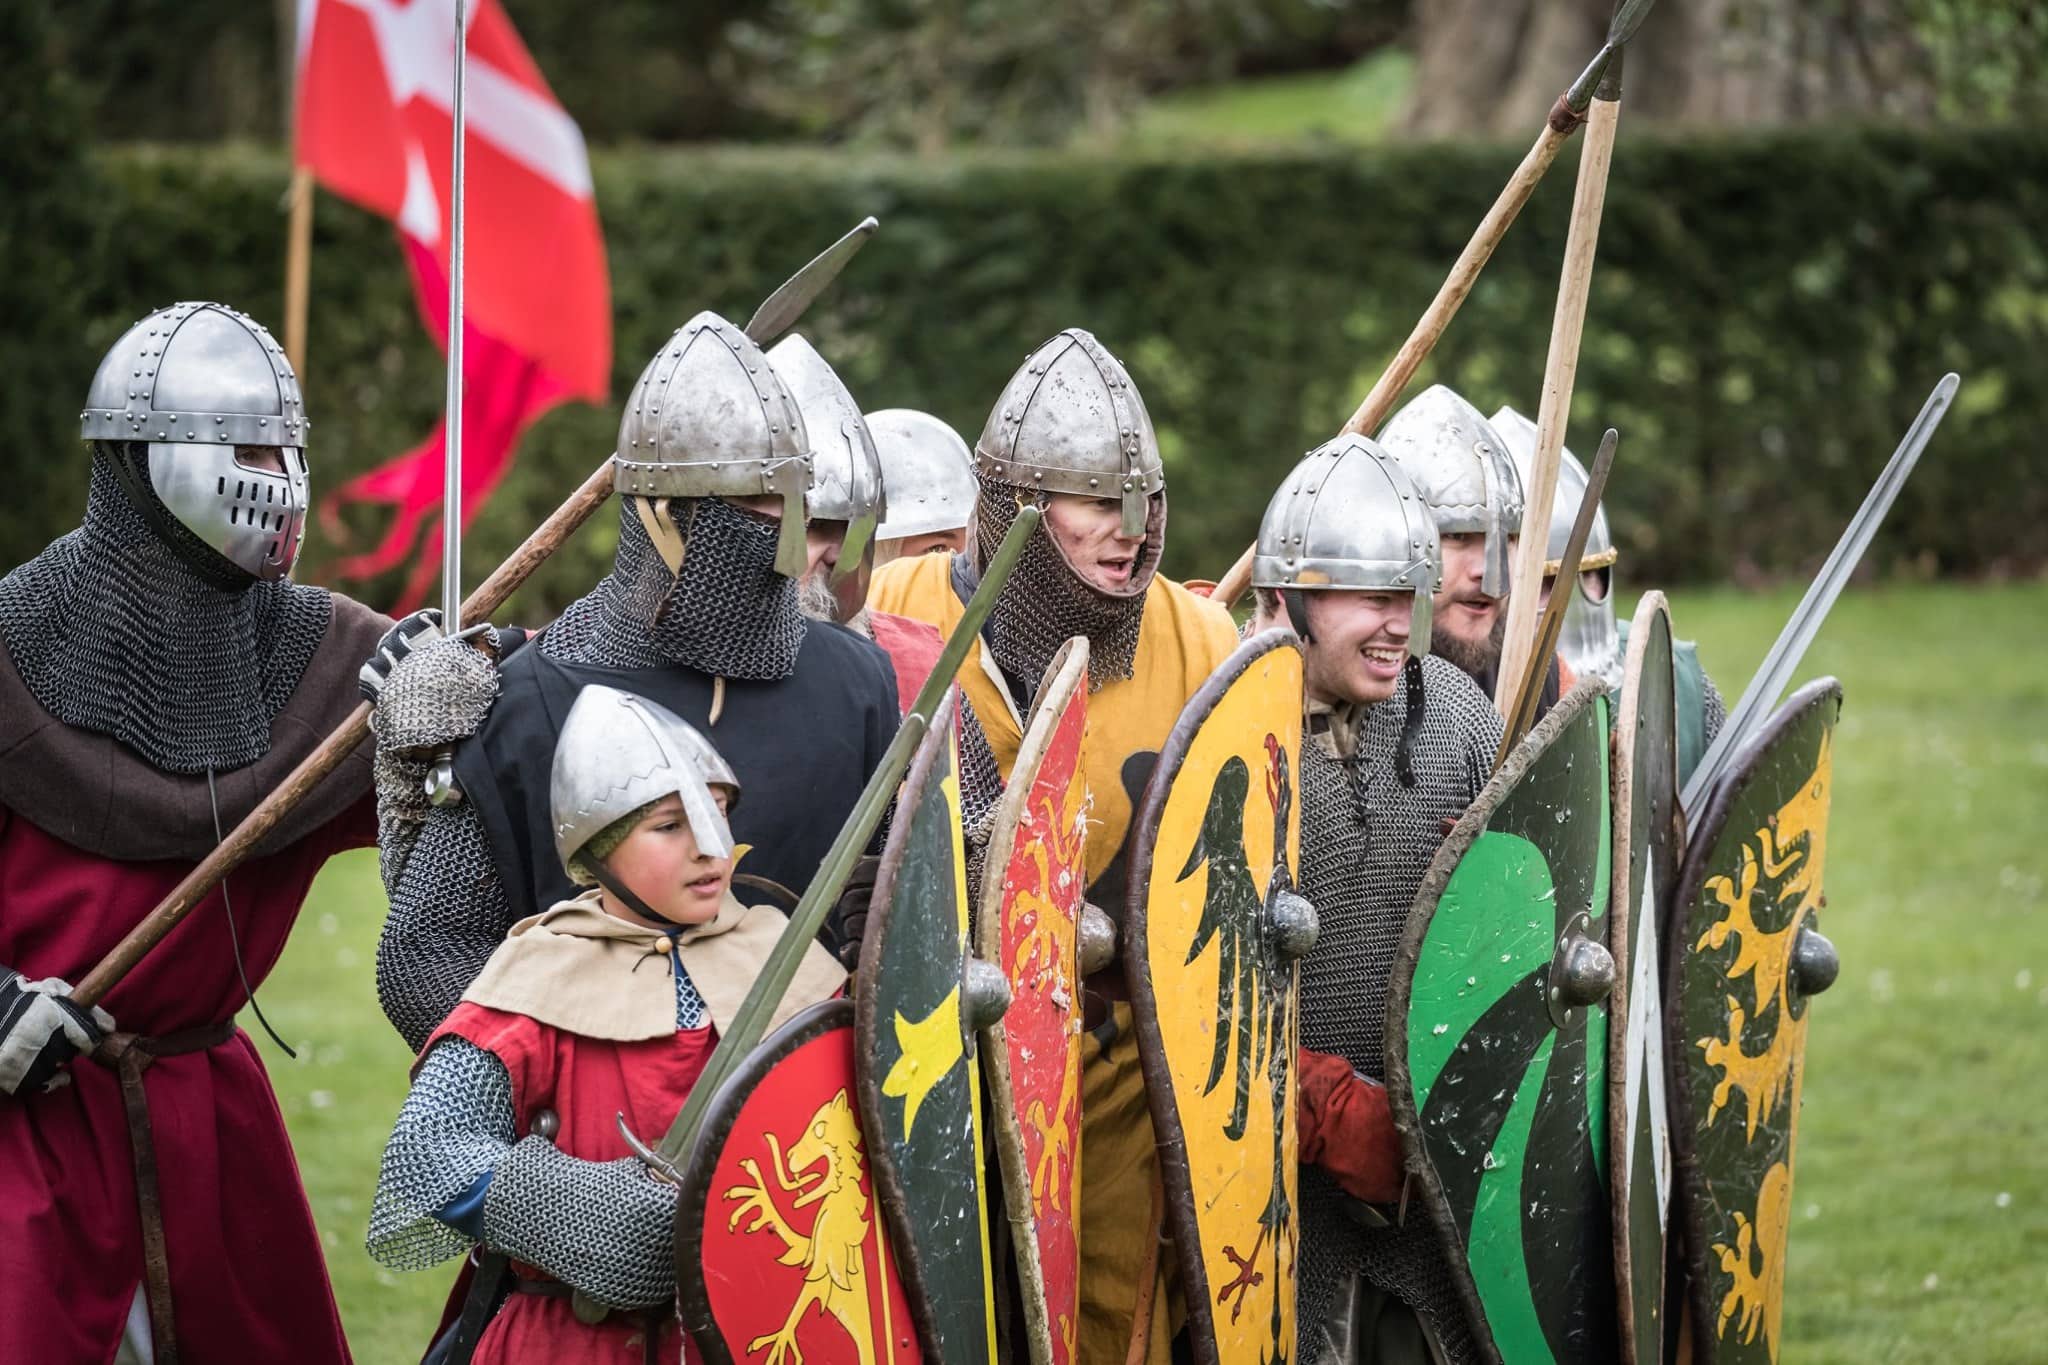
[{"x1": 295, "y1": 0, "x2": 610, "y2": 607}]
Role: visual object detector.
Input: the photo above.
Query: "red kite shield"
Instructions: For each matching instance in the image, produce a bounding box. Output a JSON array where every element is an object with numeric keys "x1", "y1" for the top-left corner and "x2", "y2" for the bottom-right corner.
[
  {"x1": 677, "y1": 998, "x2": 924, "y2": 1365},
  {"x1": 979, "y1": 638, "x2": 1089, "y2": 1365}
]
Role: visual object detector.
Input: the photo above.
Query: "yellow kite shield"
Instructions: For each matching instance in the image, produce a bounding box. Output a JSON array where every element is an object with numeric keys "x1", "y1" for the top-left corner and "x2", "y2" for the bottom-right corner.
[
  {"x1": 1126, "y1": 630, "x2": 1312, "y2": 1365},
  {"x1": 1667, "y1": 678, "x2": 1843, "y2": 1365}
]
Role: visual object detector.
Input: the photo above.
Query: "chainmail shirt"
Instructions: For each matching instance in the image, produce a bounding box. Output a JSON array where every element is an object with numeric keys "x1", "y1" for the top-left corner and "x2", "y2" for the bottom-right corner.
[
  {"x1": 541, "y1": 496, "x2": 806, "y2": 679},
  {"x1": 1294, "y1": 656, "x2": 1500, "y2": 1365},
  {"x1": 971, "y1": 476, "x2": 1163, "y2": 688},
  {"x1": 378, "y1": 802, "x2": 513, "y2": 1050},
  {"x1": 0, "y1": 449, "x2": 330, "y2": 774}
]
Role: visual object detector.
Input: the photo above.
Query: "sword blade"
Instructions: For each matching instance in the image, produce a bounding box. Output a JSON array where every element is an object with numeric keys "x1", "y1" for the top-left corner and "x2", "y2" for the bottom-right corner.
[
  {"x1": 1681, "y1": 372, "x2": 1959, "y2": 819},
  {"x1": 744, "y1": 216, "x2": 881, "y2": 347}
]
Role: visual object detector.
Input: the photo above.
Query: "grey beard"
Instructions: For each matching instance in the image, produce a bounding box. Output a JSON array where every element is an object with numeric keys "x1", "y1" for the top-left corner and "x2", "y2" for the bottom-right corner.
[
  {"x1": 1430, "y1": 604, "x2": 1505, "y2": 684},
  {"x1": 796, "y1": 569, "x2": 840, "y2": 623}
]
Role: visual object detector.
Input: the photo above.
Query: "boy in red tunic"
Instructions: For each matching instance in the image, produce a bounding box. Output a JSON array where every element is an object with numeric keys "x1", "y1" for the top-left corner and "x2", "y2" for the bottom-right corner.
[{"x1": 368, "y1": 685, "x2": 844, "y2": 1364}]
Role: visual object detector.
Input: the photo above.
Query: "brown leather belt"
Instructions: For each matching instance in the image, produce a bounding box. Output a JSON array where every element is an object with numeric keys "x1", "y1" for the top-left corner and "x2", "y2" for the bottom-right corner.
[
  {"x1": 92, "y1": 1021, "x2": 236, "y2": 1365},
  {"x1": 508, "y1": 1277, "x2": 675, "y2": 1365}
]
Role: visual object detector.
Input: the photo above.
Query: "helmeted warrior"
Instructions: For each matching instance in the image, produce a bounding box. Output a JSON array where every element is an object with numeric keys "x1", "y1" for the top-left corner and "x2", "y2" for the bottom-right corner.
[
  {"x1": 0, "y1": 302, "x2": 391, "y2": 1363},
  {"x1": 868, "y1": 328, "x2": 1240, "y2": 1365},
  {"x1": 371, "y1": 310, "x2": 900, "y2": 1052},
  {"x1": 369, "y1": 685, "x2": 843, "y2": 1362},
  {"x1": 1491, "y1": 404, "x2": 1726, "y2": 777},
  {"x1": 867, "y1": 407, "x2": 978, "y2": 567},
  {"x1": 1248, "y1": 435, "x2": 1505, "y2": 1365},
  {"x1": 1376, "y1": 385, "x2": 1574, "y2": 715}
]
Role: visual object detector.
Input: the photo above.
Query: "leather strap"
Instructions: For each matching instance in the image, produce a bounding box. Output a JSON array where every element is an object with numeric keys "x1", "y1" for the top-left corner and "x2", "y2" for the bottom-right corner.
[
  {"x1": 91, "y1": 1021, "x2": 236, "y2": 1365},
  {"x1": 509, "y1": 1277, "x2": 674, "y2": 1365}
]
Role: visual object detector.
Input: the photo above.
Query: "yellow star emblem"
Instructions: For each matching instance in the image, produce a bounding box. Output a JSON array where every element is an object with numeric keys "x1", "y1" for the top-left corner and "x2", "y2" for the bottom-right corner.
[{"x1": 881, "y1": 986, "x2": 963, "y2": 1139}]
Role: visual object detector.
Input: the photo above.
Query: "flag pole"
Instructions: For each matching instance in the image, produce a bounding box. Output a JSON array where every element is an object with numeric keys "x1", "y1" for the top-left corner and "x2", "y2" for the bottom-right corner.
[
  {"x1": 284, "y1": 169, "x2": 313, "y2": 378},
  {"x1": 442, "y1": 0, "x2": 469, "y2": 633}
]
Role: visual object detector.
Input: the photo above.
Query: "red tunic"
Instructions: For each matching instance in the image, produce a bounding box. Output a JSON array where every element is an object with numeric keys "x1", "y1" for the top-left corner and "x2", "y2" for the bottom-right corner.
[
  {"x1": 0, "y1": 799, "x2": 372, "y2": 1365},
  {"x1": 867, "y1": 610, "x2": 944, "y2": 716},
  {"x1": 424, "y1": 1002, "x2": 717, "y2": 1364}
]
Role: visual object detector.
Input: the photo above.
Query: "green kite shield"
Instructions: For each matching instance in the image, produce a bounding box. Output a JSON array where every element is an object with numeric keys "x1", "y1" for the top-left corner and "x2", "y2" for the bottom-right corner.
[
  {"x1": 1609, "y1": 595, "x2": 1679, "y2": 1365},
  {"x1": 1126, "y1": 629, "x2": 1312, "y2": 1365},
  {"x1": 855, "y1": 690, "x2": 1001, "y2": 1365},
  {"x1": 1386, "y1": 679, "x2": 1618, "y2": 1365},
  {"x1": 978, "y1": 638, "x2": 1089, "y2": 1365},
  {"x1": 1666, "y1": 678, "x2": 1842, "y2": 1365},
  {"x1": 677, "y1": 999, "x2": 925, "y2": 1365}
]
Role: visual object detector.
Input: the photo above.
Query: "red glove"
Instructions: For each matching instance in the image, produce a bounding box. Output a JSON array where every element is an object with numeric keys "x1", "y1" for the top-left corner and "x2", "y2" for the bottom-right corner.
[{"x1": 1297, "y1": 1047, "x2": 1403, "y2": 1205}]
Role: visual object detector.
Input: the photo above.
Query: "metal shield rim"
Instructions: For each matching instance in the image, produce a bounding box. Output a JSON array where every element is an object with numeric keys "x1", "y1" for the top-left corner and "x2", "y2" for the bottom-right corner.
[
  {"x1": 855, "y1": 686, "x2": 966, "y2": 1364},
  {"x1": 676, "y1": 996, "x2": 860, "y2": 1365},
  {"x1": 1383, "y1": 675, "x2": 1609, "y2": 1365},
  {"x1": 1122, "y1": 626, "x2": 1301, "y2": 1365},
  {"x1": 976, "y1": 635, "x2": 1089, "y2": 1365},
  {"x1": 1608, "y1": 591, "x2": 1675, "y2": 1365},
  {"x1": 1662, "y1": 675, "x2": 1843, "y2": 1365}
]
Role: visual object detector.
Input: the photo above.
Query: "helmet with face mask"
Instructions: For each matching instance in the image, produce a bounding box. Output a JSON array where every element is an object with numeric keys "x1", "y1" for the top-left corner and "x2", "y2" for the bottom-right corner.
[
  {"x1": 1490, "y1": 405, "x2": 1622, "y2": 689},
  {"x1": 551, "y1": 685, "x2": 741, "y2": 888},
  {"x1": 79, "y1": 302, "x2": 310, "y2": 586},
  {"x1": 971, "y1": 329, "x2": 1167, "y2": 687},
  {"x1": 766, "y1": 334, "x2": 884, "y2": 619},
  {"x1": 869, "y1": 409, "x2": 977, "y2": 548},
  {"x1": 1253, "y1": 434, "x2": 1441, "y2": 657},
  {"x1": 1375, "y1": 385, "x2": 1523, "y2": 601}
]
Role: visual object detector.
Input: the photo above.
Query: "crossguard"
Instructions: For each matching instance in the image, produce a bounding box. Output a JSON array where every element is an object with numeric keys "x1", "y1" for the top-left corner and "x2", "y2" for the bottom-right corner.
[
  {"x1": 1267, "y1": 888, "x2": 1319, "y2": 965},
  {"x1": 1789, "y1": 924, "x2": 1840, "y2": 998},
  {"x1": 1545, "y1": 912, "x2": 1616, "y2": 1026},
  {"x1": 614, "y1": 1111, "x2": 684, "y2": 1186}
]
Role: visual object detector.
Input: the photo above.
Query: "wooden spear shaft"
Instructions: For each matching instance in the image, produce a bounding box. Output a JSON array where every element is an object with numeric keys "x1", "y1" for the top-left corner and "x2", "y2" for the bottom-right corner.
[
  {"x1": 1209, "y1": 102, "x2": 1588, "y2": 610},
  {"x1": 74, "y1": 461, "x2": 618, "y2": 1008},
  {"x1": 1492, "y1": 94, "x2": 1621, "y2": 711}
]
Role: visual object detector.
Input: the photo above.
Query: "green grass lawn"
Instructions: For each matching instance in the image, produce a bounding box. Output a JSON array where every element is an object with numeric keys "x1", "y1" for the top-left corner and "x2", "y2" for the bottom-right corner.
[
  {"x1": 251, "y1": 577, "x2": 2048, "y2": 1363},
  {"x1": 1111, "y1": 49, "x2": 1415, "y2": 150}
]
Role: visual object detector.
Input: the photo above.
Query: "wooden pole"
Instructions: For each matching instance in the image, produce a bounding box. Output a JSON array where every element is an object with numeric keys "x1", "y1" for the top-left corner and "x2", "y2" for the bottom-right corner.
[
  {"x1": 1209, "y1": 104, "x2": 1586, "y2": 610},
  {"x1": 1493, "y1": 95, "x2": 1621, "y2": 711},
  {"x1": 74, "y1": 460, "x2": 619, "y2": 1008},
  {"x1": 283, "y1": 168, "x2": 314, "y2": 378}
]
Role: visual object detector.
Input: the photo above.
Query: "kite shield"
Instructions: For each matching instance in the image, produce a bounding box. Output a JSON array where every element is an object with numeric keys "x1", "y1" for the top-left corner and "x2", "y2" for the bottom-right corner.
[
  {"x1": 1126, "y1": 629, "x2": 1310, "y2": 1365},
  {"x1": 855, "y1": 691, "x2": 1001, "y2": 1365},
  {"x1": 676, "y1": 999, "x2": 924, "y2": 1365},
  {"x1": 1610, "y1": 594, "x2": 1679, "y2": 1365},
  {"x1": 1387, "y1": 679, "x2": 1618, "y2": 1365},
  {"x1": 978, "y1": 638, "x2": 1090, "y2": 1365},
  {"x1": 1667, "y1": 678, "x2": 1842, "y2": 1365}
]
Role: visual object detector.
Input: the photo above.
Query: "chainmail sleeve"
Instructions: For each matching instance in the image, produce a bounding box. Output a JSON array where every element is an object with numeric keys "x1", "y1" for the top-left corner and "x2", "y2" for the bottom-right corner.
[
  {"x1": 367, "y1": 1037, "x2": 516, "y2": 1271},
  {"x1": 376, "y1": 801, "x2": 515, "y2": 1051},
  {"x1": 481, "y1": 1138, "x2": 679, "y2": 1309},
  {"x1": 1702, "y1": 669, "x2": 1727, "y2": 749}
]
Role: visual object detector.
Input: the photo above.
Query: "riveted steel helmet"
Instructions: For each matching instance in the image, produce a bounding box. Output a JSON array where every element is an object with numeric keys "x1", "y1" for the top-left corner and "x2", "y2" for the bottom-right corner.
[
  {"x1": 1491, "y1": 405, "x2": 1622, "y2": 688},
  {"x1": 551, "y1": 685, "x2": 741, "y2": 881},
  {"x1": 1376, "y1": 384, "x2": 1523, "y2": 600},
  {"x1": 1253, "y1": 433, "x2": 1440, "y2": 658},
  {"x1": 80, "y1": 301, "x2": 310, "y2": 583},
  {"x1": 615, "y1": 310, "x2": 813, "y2": 577},
  {"x1": 976, "y1": 328, "x2": 1164, "y2": 538},
  {"x1": 869, "y1": 409, "x2": 977, "y2": 542},
  {"x1": 766, "y1": 333, "x2": 884, "y2": 581}
]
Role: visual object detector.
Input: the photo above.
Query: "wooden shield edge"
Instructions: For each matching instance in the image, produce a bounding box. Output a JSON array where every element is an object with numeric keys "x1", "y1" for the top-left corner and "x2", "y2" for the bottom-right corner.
[
  {"x1": 1383, "y1": 677, "x2": 1609, "y2": 1365},
  {"x1": 977, "y1": 637, "x2": 1090, "y2": 1365},
  {"x1": 856, "y1": 687, "x2": 973, "y2": 1364},
  {"x1": 1122, "y1": 627, "x2": 1300, "y2": 1365},
  {"x1": 1661, "y1": 677, "x2": 1842, "y2": 1365},
  {"x1": 1609, "y1": 592, "x2": 1676, "y2": 1365},
  {"x1": 676, "y1": 997, "x2": 861, "y2": 1365}
]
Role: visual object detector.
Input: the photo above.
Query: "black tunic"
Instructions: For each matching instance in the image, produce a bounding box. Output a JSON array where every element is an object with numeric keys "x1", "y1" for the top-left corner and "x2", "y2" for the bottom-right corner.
[{"x1": 455, "y1": 619, "x2": 899, "y2": 927}]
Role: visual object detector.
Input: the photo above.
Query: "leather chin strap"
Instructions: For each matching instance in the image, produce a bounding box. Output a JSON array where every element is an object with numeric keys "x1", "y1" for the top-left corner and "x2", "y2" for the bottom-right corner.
[
  {"x1": 586, "y1": 857, "x2": 681, "y2": 930},
  {"x1": 1282, "y1": 587, "x2": 1315, "y2": 644}
]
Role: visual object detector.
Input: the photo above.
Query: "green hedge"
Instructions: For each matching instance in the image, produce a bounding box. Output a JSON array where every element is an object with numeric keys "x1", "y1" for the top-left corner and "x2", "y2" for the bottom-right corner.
[{"x1": 7, "y1": 126, "x2": 2045, "y2": 620}]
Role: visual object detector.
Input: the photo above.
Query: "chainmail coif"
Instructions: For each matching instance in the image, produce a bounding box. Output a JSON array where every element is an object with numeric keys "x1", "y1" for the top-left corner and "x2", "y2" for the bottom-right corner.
[
  {"x1": 540, "y1": 495, "x2": 806, "y2": 678},
  {"x1": 972, "y1": 476, "x2": 1163, "y2": 689},
  {"x1": 1293, "y1": 655, "x2": 1500, "y2": 1365},
  {"x1": 0, "y1": 447, "x2": 330, "y2": 774}
]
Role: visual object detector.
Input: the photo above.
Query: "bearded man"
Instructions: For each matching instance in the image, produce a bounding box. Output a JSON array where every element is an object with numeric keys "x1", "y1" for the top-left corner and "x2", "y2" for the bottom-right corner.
[
  {"x1": 1248, "y1": 434, "x2": 1503, "y2": 1365},
  {"x1": 867, "y1": 328, "x2": 1240, "y2": 1365},
  {"x1": 0, "y1": 303, "x2": 392, "y2": 1363},
  {"x1": 370, "y1": 311, "x2": 900, "y2": 1056},
  {"x1": 1490, "y1": 405, "x2": 1726, "y2": 779},
  {"x1": 1376, "y1": 386, "x2": 1574, "y2": 717}
]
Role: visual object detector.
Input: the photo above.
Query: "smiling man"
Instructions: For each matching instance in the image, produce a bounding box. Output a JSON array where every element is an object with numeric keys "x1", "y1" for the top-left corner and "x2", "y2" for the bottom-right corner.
[
  {"x1": 1376, "y1": 386, "x2": 1573, "y2": 718},
  {"x1": 867, "y1": 327, "x2": 1239, "y2": 1365},
  {"x1": 1249, "y1": 434, "x2": 1502, "y2": 1365}
]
